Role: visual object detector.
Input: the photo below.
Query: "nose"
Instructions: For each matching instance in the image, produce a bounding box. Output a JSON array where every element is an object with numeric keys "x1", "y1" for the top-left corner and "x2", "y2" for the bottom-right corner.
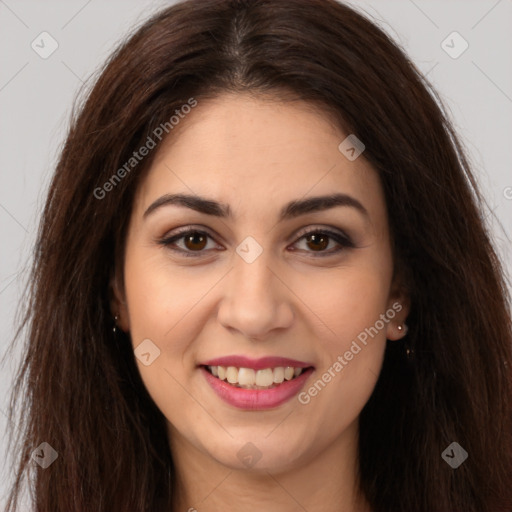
[{"x1": 217, "y1": 252, "x2": 294, "y2": 341}]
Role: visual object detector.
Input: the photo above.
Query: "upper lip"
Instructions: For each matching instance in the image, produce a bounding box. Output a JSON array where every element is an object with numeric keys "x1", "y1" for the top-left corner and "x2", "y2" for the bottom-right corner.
[{"x1": 200, "y1": 355, "x2": 314, "y2": 370}]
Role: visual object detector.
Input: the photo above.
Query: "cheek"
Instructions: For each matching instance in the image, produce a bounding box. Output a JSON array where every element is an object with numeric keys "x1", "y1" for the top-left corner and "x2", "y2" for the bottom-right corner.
[
  {"x1": 299, "y1": 259, "x2": 392, "y2": 350},
  {"x1": 123, "y1": 249, "x2": 210, "y2": 349},
  {"x1": 122, "y1": 252, "x2": 210, "y2": 426},
  {"x1": 292, "y1": 263, "x2": 391, "y2": 422}
]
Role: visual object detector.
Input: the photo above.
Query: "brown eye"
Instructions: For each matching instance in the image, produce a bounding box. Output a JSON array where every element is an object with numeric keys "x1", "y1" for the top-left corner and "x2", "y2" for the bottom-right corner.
[
  {"x1": 183, "y1": 231, "x2": 208, "y2": 251},
  {"x1": 159, "y1": 228, "x2": 218, "y2": 257},
  {"x1": 159, "y1": 226, "x2": 354, "y2": 259},
  {"x1": 304, "y1": 232, "x2": 330, "y2": 252},
  {"x1": 292, "y1": 228, "x2": 354, "y2": 257}
]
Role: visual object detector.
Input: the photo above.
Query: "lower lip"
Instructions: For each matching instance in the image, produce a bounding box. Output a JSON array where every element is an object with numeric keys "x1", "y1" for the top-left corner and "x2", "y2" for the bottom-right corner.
[{"x1": 200, "y1": 366, "x2": 314, "y2": 410}]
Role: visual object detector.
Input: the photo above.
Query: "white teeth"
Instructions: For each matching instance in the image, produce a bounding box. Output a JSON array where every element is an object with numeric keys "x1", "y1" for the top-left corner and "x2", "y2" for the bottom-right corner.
[
  {"x1": 206, "y1": 365, "x2": 305, "y2": 388},
  {"x1": 273, "y1": 367, "x2": 285, "y2": 383},
  {"x1": 226, "y1": 366, "x2": 238, "y2": 384},
  {"x1": 284, "y1": 366, "x2": 295, "y2": 381},
  {"x1": 255, "y1": 368, "x2": 274, "y2": 387},
  {"x1": 238, "y1": 367, "x2": 256, "y2": 386}
]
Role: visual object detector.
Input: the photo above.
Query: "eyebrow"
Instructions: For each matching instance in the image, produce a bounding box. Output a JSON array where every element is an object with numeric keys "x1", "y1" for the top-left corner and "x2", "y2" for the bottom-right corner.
[{"x1": 143, "y1": 192, "x2": 369, "y2": 222}]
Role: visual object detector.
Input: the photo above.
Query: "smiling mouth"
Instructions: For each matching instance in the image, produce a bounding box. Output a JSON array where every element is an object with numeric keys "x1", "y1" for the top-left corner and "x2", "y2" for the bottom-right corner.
[{"x1": 202, "y1": 365, "x2": 313, "y2": 390}]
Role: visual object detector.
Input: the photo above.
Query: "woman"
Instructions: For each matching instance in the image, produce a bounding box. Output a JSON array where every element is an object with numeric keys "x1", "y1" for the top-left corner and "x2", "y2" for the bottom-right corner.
[{"x1": 4, "y1": 0, "x2": 512, "y2": 510}]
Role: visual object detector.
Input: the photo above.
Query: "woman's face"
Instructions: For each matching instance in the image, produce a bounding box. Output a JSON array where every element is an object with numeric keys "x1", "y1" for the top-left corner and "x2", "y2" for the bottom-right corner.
[{"x1": 114, "y1": 92, "x2": 409, "y2": 473}]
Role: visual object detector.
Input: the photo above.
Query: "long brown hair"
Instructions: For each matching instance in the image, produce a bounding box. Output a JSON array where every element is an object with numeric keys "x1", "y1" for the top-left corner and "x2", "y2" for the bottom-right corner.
[{"x1": 4, "y1": 0, "x2": 512, "y2": 510}]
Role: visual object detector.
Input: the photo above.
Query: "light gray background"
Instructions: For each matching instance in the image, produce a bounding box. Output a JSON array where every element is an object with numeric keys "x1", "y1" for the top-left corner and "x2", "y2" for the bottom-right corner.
[{"x1": 1, "y1": 0, "x2": 511, "y2": 508}]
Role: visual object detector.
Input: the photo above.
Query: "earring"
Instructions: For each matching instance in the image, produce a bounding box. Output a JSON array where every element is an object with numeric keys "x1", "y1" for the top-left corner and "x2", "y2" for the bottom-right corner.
[
  {"x1": 398, "y1": 323, "x2": 413, "y2": 360},
  {"x1": 113, "y1": 315, "x2": 119, "y2": 334},
  {"x1": 397, "y1": 323, "x2": 408, "y2": 335}
]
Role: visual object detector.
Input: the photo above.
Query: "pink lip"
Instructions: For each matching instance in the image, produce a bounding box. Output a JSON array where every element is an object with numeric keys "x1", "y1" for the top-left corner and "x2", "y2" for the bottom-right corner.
[
  {"x1": 200, "y1": 366, "x2": 315, "y2": 410},
  {"x1": 200, "y1": 355, "x2": 313, "y2": 370}
]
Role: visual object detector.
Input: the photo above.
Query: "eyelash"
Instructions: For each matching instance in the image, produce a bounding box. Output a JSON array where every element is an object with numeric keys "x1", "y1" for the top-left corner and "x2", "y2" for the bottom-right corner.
[{"x1": 158, "y1": 226, "x2": 355, "y2": 258}]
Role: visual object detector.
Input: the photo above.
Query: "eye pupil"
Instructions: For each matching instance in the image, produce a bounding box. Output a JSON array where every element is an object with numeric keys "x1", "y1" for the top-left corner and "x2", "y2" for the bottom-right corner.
[
  {"x1": 306, "y1": 233, "x2": 329, "y2": 251},
  {"x1": 184, "y1": 232, "x2": 207, "y2": 251}
]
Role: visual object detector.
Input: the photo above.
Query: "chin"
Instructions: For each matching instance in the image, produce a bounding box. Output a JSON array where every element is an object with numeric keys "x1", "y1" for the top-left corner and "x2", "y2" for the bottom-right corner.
[{"x1": 202, "y1": 430, "x2": 308, "y2": 473}]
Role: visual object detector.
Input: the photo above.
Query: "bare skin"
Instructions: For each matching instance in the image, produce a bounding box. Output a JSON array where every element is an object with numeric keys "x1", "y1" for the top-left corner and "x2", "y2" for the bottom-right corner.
[{"x1": 112, "y1": 92, "x2": 410, "y2": 512}]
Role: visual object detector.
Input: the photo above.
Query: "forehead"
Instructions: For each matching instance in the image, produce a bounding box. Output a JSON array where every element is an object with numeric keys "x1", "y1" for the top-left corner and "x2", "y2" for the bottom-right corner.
[{"x1": 133, "y1": 93, "x2": 386, "y2": 227}]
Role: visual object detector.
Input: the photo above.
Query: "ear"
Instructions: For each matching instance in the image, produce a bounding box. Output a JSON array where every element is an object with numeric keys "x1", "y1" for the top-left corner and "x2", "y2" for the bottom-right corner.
[
  {"x1": 385, "y1": 270, "x2": 411, "y2": 341},
  {"x1": 109, "y1": 269, "x2": 130, "y2": 333}
]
